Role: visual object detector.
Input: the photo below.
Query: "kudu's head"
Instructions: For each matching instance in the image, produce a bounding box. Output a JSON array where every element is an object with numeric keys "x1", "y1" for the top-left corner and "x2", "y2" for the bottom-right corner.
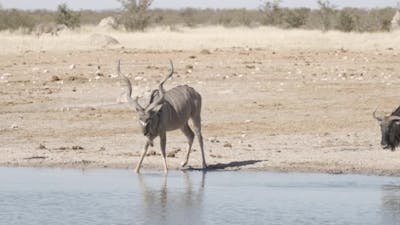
[
  {"x1": 373, "y1": 107, "x2": 400, "y2": 151},
  {"x1": 118, "y1": 60, "x2": 174, "y2": 138}
]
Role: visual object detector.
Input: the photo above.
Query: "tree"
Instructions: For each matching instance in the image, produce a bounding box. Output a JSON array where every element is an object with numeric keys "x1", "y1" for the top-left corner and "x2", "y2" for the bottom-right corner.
[
  {"x1": 260, "y1": 0, "x2": 283, "y2": 26},
  {"x1": 317, "y1": 0, "x2": 336, "y2": 31},
  {"x1": 118, "y1": 0, "x2": 153, "y2": 31},
  {"x1": 55, "y1": 3, "x2": 80, "y2": 28}
]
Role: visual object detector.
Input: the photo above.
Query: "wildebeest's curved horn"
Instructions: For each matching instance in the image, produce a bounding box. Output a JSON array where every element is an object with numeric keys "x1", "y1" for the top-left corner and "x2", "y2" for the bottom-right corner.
[
  {"x1": 373, "y1": 107, "x2": 383, "y2": 122},
  {"x1": 388, "y1": 116, "x2": 400, "y2": 122}
]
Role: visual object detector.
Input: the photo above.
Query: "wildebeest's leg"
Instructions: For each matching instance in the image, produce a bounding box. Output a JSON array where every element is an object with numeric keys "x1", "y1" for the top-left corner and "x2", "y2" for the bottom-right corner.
[
  {"x1": 135, "y1": 141, "x2": 150, "y2": 173},
  {"x1": 192, "y1": 115, "x2": 207, "y2": 169},
  {"x1": 180, "y1": 123, "x2": 195, "y2": 167},
  {"x1": 159, "y1": 132, "x2": 168, "y2": 173}
]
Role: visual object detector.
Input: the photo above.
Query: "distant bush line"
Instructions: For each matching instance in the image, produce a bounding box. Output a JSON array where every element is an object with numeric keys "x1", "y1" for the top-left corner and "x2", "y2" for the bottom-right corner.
[{"x1": 0, "y1": 5, "x2": 397, "y2": 33}]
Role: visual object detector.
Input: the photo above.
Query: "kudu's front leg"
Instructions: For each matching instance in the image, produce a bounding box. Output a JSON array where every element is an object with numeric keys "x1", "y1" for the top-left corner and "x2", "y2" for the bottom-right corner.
[
  {"x1": 160, "y1": 132, "x2": 168, "y2": 173},
  {"x1": 135, "y1": 141, "x2": 150, "y2": 173},
  {"x1": 159, "y1": 132, "x2": 168, "y2": 173}
]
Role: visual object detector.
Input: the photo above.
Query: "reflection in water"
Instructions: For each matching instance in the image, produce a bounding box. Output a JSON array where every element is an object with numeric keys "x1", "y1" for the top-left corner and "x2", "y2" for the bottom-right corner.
[
  {"x1": 4, "y1": 168, "x2": 400, "y2": 225},
  {"x1": 137, "y1": 172, "x2": 206, "y2": 225},
  {"x1": 382, "y1": 185, "x2": 400, "y2": 223}
]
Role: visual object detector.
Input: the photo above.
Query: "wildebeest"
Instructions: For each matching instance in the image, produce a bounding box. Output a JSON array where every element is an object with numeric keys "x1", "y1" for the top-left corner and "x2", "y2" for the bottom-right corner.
[
  {"x1": 33, "y1": 23, "x2": 67, "y2": 37},
  {"x1": 373, "y1": 106, "x2": 400, "y2": 151},
  {"x1": 118, "y1": 60, "x2": 207, "y2": 173}
]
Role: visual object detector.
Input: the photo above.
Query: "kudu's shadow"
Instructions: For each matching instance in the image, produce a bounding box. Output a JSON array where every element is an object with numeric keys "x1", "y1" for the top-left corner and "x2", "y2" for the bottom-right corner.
[{"x1": 183, "y1": 159, "x2": 266, "y2": 171}]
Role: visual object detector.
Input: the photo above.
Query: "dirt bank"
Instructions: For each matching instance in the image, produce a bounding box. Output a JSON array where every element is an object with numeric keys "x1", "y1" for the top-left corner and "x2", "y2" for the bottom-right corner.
[{"x1": 1, "y1": 28, "x2": 400, "y2": 175}]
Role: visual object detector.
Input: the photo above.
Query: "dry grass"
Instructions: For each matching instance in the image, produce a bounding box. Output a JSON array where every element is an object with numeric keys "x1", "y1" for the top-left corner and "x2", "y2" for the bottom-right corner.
[{"x1": 1, "y1": 26, "x2": 400, "y2": 54}]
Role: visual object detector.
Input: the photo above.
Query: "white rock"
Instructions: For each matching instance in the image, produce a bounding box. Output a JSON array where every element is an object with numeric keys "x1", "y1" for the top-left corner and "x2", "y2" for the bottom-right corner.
[{"x1": 69, "y1": 64, "x2": 76, "y2": 70}]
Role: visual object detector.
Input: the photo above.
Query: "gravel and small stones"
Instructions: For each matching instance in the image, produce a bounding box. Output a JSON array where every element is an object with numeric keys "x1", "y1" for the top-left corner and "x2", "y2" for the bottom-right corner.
[
  {"x1": 24, "y1": 156, "x2": 47, "y2": 160},
  {"x1": 146, "y1": 150, "x2": 159, "y2": 156},
  {"x1": 200, "y1": 49, "x2": 211, "y2": 54},
  {"x1": 167, "y1": 148, "x2": 181, "y2": 158},
  {"x1": 72, "y1": 145, "x2": 84, "y2": 150},
  {"x1": 208, "y1": 137, "x2": 220, "y2": 143},
  {"x1": 50, "y1": 75, "x2": 61, "y2": 82},
  {"x1": 38, "y1": 144, "x2": 47, "y2": 149},
  {"x1": 223, "y1": 142, "x2": 233, "y2": 148},
  {"x1": 54, "y1": 145, "x2": 84, "y2": 151},
  {"x1": 95, "y1": 65, "x2": 103, "y2": 77}
]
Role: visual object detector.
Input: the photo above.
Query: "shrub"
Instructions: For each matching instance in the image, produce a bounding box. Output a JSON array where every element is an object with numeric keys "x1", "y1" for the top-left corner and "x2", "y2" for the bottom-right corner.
[
  {"x1": 181, "y1": 8, "x2": 197, "y2": 27},
  {"x1": 260, "y1": 0, "x2": 283, "y2": 26},
  {"x1": 0, "y1": 9, "x2": 35, "y2": 31},
  {"x1": 118, "y1": 0, "x2": 153, "y2": 31},
  {"x1": 55, "y1": 3, "x2": 80, "y2": 28},
  {"x1": 337, "y1": 10, "x2": 356, "y2": 32},
  {"x1": 284, "y1": 8, "x2": 310, "y2": 28}
]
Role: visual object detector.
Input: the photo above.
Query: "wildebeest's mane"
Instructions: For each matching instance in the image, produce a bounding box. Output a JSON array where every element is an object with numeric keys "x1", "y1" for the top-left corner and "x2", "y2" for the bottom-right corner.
[
  {"x1": 388, "y1": 119, "x2": 400, "y2": 151},
  {"x1": 391, "y1": 105, "x2": 400, "y2": 116}
]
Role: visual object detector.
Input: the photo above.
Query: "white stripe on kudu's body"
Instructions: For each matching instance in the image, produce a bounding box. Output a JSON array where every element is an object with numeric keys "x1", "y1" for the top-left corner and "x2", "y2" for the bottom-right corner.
[{"x1": 118, "y1": 60, "x2": 207, "y2": 173}]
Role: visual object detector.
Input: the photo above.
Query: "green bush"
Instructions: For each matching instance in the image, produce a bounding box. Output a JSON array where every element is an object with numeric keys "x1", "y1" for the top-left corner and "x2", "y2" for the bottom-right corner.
[
  {"x1": 260, "y1": 0, "x2": 283, "y2": 26},
  {"x1": 55, "y1": 3, "x2": 80, "y2": 28},
  {"x1": 0, "y1": 5, "x2": 397, "y2": 33},
  {"x1": 284, "y1": 8, "x2": 310, "y2": 28},
  {"x1": 181, "y1": 8, "x2": 197, "y2": 27},
  {"x1": 118, "y1": 0, "x2": 153, "y2": 31},
  {"x1": 337, "y1": 10, "x2": 356, "y2": 32},
  {"x1": 0, "y1": 9, "x2": 35, "y2": 31}
]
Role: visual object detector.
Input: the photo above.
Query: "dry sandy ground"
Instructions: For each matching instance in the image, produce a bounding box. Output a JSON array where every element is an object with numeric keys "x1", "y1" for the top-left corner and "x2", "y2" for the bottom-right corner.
[{"x1": 1, "y1": 26, "x2": 400, "y2": 175}]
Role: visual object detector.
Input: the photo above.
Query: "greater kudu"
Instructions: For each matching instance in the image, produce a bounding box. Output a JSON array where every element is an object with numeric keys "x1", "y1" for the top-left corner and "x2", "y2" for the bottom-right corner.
[{"x1": 118, "y1": 60, "x2": 207, "y2": 173}]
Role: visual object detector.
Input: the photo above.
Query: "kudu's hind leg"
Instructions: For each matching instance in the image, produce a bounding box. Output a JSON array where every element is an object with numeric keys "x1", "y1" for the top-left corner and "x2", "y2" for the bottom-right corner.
[
  {"x1": 180, "y1": 123, "x2": 195, "y2": 167},
  {"x1": 192, "y1": 116, "x2": 207, "y2": 169},
  {"x1": 135, "y1": 141, "x2": 150, "y2": 173}
]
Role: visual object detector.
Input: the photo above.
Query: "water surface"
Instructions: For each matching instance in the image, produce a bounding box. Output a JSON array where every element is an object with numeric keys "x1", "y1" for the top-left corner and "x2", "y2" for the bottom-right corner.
[{"x1": 1, "y1": 168, "x2": 400, "y2": 225}]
